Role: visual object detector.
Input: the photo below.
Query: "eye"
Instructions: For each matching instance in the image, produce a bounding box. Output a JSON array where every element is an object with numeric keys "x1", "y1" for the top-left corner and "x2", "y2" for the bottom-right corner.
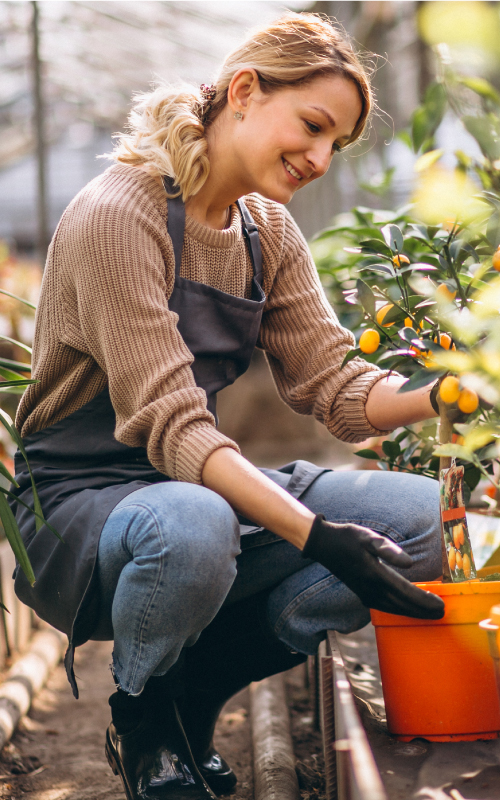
[{"x1": 305, "y1": 121, "x2": 320, "y2": 134}]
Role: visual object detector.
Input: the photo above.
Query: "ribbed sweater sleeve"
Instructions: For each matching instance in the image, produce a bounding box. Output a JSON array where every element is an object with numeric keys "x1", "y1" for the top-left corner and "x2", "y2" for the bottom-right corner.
[
  {"x1": 256, "y1": 205, "x2": 392, "y2": 443},
  {"x1": 46, "y1": 173, "x2": 238, "y2": 484}
]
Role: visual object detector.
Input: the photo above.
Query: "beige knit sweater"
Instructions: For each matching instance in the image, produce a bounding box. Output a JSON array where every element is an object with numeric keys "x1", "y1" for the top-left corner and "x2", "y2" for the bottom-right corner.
[{"x1": 16, "y1": 164, "x2": 389, "y2": 484}]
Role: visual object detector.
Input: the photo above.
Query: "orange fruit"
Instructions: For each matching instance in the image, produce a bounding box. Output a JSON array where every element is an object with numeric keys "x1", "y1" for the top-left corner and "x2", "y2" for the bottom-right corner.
[
  {"x1": 393, "y1": 255, "x2": 410, "y2": 268},
  {"x1": 455, "y1": 550, "x2": 463, "y2": 570},
  {"x1": 463, "y1": 553, "x2": 471, "y2": 579},
  {"x1": 486, "y1": 485, "x2": 497, "y2": 499},
  {"x1": 359, "y1": 329, "x2": 380, "y2": 354},
  {"x1": 453, "y1": 523, "x2": 465, "y2": 550},
  {"x1": 439, "y1": 376, "x2": 460, "y2": 404},
  {"x1": 404, "y1": 317, "x2": 414, "y2": 328},
  {"x1": 376, "y1": 304, "x2": 396, "y2": 327},
  {"x1": 493, "y1": 247, "x2": 500, "y2": 271},
  {"x1": 433, "y1": 333, "x2": 455, "y2": 350},
  {"x1": 436, "y1": 284, "x2": 457, "y2": 302},
  {"x1": 458, "y1": 388, "x2": 479, "y2": 414},
  {"x1": 448, "y1": 547, "x2": 456, "y2": 571}
]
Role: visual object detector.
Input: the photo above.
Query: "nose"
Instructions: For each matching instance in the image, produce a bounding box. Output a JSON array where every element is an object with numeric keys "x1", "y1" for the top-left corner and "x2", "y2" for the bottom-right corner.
[{"x1": 307, "y1": 141, "x2": 332, "y2": 179}]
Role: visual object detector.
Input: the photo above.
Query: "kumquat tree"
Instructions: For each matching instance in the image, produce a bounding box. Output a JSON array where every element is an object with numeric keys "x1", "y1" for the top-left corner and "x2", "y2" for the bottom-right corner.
[{"x1": 312, "y1": 22, "x2": 500, "y2": 507}]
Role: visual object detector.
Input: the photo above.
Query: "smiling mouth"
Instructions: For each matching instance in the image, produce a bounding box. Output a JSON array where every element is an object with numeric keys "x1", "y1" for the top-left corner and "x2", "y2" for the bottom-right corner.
[{"x1": 282, "y1": 158, "x2": 303, "y2": 181}]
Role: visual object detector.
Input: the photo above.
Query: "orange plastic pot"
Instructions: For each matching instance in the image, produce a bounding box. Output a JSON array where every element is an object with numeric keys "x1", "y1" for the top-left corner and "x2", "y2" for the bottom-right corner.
[
  {"x1": 370, "y1": 569, "x2": 500, "y2": 741},
  {"x1": 479, "y1": 603, "x2": 500, "y2": 710}
]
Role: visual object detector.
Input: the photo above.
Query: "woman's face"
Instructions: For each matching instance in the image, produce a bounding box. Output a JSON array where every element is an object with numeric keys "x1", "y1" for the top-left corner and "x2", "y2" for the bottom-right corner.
[{"x1": 227, "y1": 72, "x2": 363, "y2": 204}]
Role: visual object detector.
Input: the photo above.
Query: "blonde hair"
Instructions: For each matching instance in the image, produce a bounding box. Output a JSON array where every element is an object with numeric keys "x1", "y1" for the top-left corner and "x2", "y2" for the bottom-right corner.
[{"x1": 109, "y1": 13, "x2": 373, "y2": 201}]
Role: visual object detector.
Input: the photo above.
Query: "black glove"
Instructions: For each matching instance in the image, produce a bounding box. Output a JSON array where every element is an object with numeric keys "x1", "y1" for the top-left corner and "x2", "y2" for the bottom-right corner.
[{"x1": 302, "y1": 514, "x2": 445, "y2": 620}]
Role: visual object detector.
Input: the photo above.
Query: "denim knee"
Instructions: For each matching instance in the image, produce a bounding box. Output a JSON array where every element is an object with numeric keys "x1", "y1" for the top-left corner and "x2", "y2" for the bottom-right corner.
[{"x1": 121, "y1": 482, "x2": 240, "y2": 584}]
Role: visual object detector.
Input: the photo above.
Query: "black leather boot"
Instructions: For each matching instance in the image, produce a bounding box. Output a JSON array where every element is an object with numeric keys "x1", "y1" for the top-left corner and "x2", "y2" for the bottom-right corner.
[
  {"x1": 106, "y1": 678, "x2": 216, "y2": 800},
  {"x1": 179, "y1": 590, "x2": 307, "y2": 795}
]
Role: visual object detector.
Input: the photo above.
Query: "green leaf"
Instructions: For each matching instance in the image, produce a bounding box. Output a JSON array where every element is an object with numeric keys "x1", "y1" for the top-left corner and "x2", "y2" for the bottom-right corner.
[
  {"x1": 414, "y1": 148, "x2": 444, "y2": 172},
  {"x1": 463, "y1": 465, "x2": 481, "y2": 491},
  {"x1": 458, "y1": 77, "x2": 500, "y2": 106},
  {"x1": 412, "y1": 106, "x2": 432, "y2": 153},
  {"x1": 2, "y1": 488, "x2": 61, "y2": 540},
  {"x1": 487, "y1": 211, "x2": 500, "y2": 248},
  {"x1": 356, "y1": 279, "x2": 376, "y2": 317},
  {"x1": 0, "y1": 289, "x2": 36, "y2": 311},
  {"x1": 0, "y1": 460, "x2": 17, "y2": 487},
  {"x1": 0, "y1": 358, "x2": 31, "y2": 373},
  {"x1": 382, "y1": 440, "x2": 401, "y2": 459},
  {"x1": 433, "y1": 443, "x2": 476, "y2": 462},
  {"x1": 0, "y1": 335, "x2": 31, "y2": 356},
  {"x1": 0, "y1": 493, "x2": 35, "y2": 586},
  {"x1": 354, "y1": 449, "x2": 380, "y2": 460},
  {"x1": 397, "y1": 369, "x2": 442, "y2": 394},
  {"x1": 381, "y1": 224, "x2": 404, "y2": 253},
  {"x1": 463, "y1": 116, "x2": 500, "y2": 160},
  {"x1": 0, "y1": 410, "x2": 44, "y2": 532},
  {"x1": 341, "y1": 347, "x2": 362, "y2": 369}
]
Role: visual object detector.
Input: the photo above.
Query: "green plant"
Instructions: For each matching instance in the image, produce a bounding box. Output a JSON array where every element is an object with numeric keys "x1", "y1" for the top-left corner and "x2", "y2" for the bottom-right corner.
[{"x1": 311, "y1": 46, "x2": 500, "y2": 504}]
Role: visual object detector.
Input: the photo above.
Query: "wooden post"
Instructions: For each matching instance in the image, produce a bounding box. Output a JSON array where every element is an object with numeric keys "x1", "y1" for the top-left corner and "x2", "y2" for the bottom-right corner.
[{"x1": 31, "y1": 1, "x2": 49, "y2": 265}]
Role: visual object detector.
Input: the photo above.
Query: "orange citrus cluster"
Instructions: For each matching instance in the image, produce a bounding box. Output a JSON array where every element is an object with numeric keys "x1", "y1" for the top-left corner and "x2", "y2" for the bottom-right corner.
[{"x1": 439, "y1": 376, "x2": 478, "y2": 414}]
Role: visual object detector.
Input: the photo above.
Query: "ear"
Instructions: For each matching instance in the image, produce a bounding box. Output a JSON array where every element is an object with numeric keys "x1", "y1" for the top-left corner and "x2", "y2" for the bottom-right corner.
[{"x1": 227, "y1": 69, "x2": 262, "y2": 116}]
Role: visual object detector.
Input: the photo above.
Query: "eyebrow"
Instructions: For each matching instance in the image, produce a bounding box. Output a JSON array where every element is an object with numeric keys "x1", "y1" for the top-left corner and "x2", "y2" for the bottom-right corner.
[{"x1": 309, "y1": 105, "x2": 336, "y2": 128}]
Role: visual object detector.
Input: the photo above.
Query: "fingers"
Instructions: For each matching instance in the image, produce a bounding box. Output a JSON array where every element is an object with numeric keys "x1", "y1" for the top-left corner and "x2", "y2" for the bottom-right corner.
[{"x1": 372, "y1": 563, "x2": 445, "y2": 620}]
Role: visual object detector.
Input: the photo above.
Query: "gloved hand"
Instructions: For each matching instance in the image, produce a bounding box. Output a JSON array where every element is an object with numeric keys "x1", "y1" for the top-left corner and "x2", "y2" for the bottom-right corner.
[{"x1": 302, "y1": 514, "x2": 445, "y2": 620}]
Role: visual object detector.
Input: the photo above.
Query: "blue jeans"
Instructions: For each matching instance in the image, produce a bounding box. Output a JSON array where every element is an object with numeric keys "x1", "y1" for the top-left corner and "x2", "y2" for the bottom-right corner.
[{"x1": 94, "y1": 469, "x2": 441, "y2": 694}]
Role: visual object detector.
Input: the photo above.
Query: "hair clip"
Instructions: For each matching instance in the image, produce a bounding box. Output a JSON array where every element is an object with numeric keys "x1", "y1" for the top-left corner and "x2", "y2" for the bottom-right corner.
[{"x1": 200, "y1": 84, "x2": 217, "y2": 102}]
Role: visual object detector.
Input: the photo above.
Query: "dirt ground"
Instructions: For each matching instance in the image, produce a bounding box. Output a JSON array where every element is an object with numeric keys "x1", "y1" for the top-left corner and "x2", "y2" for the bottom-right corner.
[
  {"x1": 0, "y1": 640, "x2": 325, "y2": 800},
  {"x1": 0, "y1": 640, "x2": 255, "y2": 800}
]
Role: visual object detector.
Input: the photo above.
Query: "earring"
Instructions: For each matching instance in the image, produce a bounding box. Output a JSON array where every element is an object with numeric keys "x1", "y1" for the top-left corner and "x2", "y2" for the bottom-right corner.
[{"x1": 233, "y1": 111, "x2": 243, "y2": 121}]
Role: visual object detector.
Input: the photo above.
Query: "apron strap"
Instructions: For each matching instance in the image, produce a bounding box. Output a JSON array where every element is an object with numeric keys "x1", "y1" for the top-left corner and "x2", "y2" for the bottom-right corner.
[
  {"x1": 163, "y1": 177, "x2": 185, "y2": 278},
  {"x1": 162, "y1": 176, "x2": 263, "y2": 286},
  {"x1": 236, "y1": 199, "x2": 263, "y2": 285}
]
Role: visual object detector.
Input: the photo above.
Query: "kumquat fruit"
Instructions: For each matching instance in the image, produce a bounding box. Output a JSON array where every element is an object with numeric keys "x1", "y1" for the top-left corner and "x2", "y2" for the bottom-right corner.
[
  {"x1": 493, "y1": 246, "x2": 500, "y2": 272},
  {"x1": 376, "y1": 303, "x2": 396, "y2": 327},
  {"x1": 439, "y1": 376, "x2": 460, "y2": 404},
  {"x1": 433, "y1": 332, "x2": 455, "y2": 350},
  {"x1": 359, "y1": 329, "x2": 380, "y2": 354},
  {"x1": 448, "y1": 547, "x2": 456, "y2": 571},
  {"x1": 455, "y1": 550, "x2": 463, "y2": 570},
  {"x1": 393, "y1": 255, "x2": 410, "y2": 268},
  {"x1": 436, "y1": 284, "x2": 457, "y2": 302},
  {"x1": 457, "y1": 388, "x2": 479, "y2": 414}
]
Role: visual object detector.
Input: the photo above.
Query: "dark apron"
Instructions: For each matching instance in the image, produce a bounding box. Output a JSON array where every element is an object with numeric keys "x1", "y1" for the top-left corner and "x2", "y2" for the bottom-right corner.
[{"x1": 11, "y1": 181, "x2": 328, "y2": 696}]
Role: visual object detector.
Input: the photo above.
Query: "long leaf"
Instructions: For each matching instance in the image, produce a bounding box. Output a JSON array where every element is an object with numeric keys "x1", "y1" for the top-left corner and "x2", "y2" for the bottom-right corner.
[
  {"x1": 0, "y1": 493, "x2": 35, "y2": 586},
  {"x1": 0, "y1": 358, "x2": 31, "y2": 373},
  {"x1": 0, "y1": 410, "x2": 43, "y2": 531},
  {"x1": 0, "y1": 289, "x2": 36, "y2": 311},
  {"x1": 0, "y1": 335, "x2": 31, "y2": 355},
  {"x1": 1, "y1": 487, "x2": 62, "y2": 541}
]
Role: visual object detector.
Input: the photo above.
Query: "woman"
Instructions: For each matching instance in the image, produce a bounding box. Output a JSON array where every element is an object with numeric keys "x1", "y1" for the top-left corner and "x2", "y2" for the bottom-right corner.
[{"x1": 12, "y1": 12, "x2": 444, "y2": 800}]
